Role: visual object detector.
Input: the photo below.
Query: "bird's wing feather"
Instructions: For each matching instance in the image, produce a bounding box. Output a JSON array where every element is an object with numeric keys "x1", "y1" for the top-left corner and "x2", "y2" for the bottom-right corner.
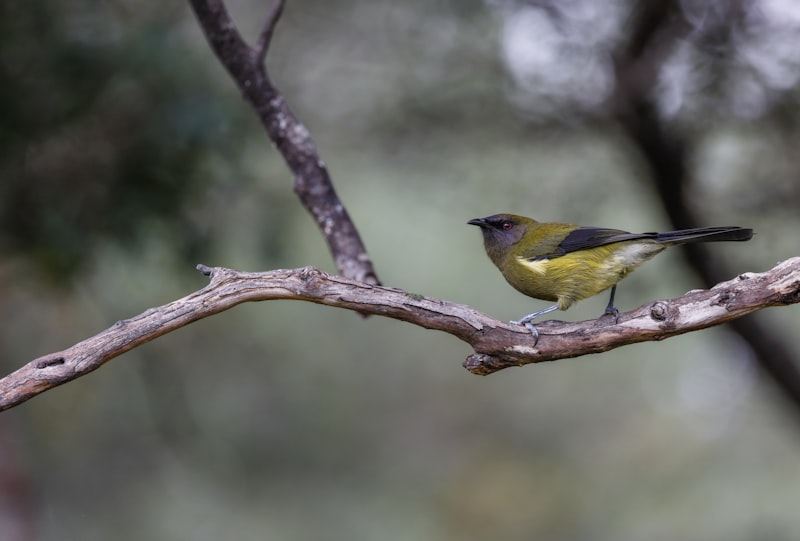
[{"x1": 527, "y1": 227, "x2": 657, "y2": 261}]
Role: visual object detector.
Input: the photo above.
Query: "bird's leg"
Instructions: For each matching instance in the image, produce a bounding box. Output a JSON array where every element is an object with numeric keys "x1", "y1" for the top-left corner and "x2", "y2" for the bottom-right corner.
[
  {"x1": 603, "y1": 285, "x2": 619, "y2": 322},
  {"x1": 511, "y1": 304, "x2": 559, "y2": 346}
]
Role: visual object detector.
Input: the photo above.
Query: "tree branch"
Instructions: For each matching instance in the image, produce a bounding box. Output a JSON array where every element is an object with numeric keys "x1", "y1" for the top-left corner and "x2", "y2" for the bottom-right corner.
[
  {"x1": 1, "y1": 258, "x2": 797, "y2": 412},
  {"x1": 187, "y1": 0, "x2": 380, "y2": 285}
]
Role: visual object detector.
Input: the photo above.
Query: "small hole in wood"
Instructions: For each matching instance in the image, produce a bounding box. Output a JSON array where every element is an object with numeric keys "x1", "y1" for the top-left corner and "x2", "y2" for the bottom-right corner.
[{"x1": 37, "y1": 357, "x2": 65, "y2": 369}]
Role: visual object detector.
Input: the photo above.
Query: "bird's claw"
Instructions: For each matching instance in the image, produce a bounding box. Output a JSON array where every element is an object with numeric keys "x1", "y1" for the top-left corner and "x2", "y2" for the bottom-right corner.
[
  {"x1": 511, "y1": 318, "x2": 540, "y2": 346},
  {"x1": 603, "y1": 306, "x2": 620, "y2": 324},
  {"x1": 524, "y1": 321, "x2": 540, "y2": 346}
]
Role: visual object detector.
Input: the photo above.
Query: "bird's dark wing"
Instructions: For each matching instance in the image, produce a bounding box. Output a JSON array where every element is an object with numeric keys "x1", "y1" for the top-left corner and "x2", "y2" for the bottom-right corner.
[{"x1": 528, "y1": 227, "x2": 657, "y2": 261}]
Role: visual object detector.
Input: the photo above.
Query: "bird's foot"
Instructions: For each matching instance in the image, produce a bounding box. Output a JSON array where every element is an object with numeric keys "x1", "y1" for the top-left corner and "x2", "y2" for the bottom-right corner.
[
  {"x1": 510, "y1": 304, "x2": 559, "y2": 346},
  {"x1": 511, "y1": 316, "x2": 540, "y2": 346},
  {"x1": 602, "y1": 305, "x2": 620, "y2": 324}
]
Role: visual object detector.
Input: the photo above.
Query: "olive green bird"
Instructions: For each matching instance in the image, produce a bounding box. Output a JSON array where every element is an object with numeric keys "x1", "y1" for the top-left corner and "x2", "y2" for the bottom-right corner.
[{"x1": 468, "y1": 214, "x2": 753, "y2": 343}]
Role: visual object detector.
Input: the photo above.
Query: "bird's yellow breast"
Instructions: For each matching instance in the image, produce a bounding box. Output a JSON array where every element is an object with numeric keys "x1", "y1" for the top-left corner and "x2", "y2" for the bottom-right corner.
[{"x1": 506, "y1": 240, "x2": 666, "y2": 310}]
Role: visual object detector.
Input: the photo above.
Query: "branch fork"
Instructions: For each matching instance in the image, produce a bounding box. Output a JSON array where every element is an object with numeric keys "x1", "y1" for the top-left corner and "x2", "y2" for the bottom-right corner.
[{"x1": 188, "y1": 0, "x2": 379, "y2": 285}]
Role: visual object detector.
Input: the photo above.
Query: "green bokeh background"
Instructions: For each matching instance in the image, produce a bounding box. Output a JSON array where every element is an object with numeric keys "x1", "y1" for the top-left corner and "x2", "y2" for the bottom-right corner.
[{"x1": 1, "y1": 1, "x2": 799, "y2": 540}]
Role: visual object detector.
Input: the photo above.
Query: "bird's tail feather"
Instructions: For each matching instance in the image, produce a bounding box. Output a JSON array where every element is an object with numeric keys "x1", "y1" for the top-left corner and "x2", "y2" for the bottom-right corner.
[{"x1": 655, "y1": 226, "x2": 753, "y2": 244}]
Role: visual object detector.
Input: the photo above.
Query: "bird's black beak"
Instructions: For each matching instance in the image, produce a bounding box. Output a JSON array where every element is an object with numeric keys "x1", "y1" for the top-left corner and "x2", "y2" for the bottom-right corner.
[{"x1": 467, "y1": 218, "x2": 487, "y2": 227}]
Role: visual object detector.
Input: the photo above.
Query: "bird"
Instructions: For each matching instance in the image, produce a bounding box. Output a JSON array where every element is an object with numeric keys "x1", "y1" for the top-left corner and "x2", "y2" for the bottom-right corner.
[{"x1": 468, "y1": 213, "x2": 753, "y2": 343}]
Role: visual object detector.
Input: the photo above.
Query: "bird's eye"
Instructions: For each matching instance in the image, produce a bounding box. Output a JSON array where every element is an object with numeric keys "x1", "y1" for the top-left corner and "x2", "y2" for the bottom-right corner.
[{"x1": 501, "y1": 221, "x2": 512, "y2": 231}]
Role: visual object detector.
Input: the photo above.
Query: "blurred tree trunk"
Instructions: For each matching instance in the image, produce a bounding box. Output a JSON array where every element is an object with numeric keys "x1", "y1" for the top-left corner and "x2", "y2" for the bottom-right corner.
[{"x1": 614, "y1": 1, "x2": 800, "y2": 419}]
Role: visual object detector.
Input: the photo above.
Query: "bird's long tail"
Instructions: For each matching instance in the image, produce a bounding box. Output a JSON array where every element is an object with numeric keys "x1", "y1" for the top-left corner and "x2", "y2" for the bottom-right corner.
[{"x1": 655, "y1": 226, "x2": 753, "y2": 245}]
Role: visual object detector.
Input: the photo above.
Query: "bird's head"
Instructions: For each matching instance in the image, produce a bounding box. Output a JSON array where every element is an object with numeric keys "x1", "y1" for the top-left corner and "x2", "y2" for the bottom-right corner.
[{"x1": 467, "y1": 214, "x2": 537, "y2": 263}]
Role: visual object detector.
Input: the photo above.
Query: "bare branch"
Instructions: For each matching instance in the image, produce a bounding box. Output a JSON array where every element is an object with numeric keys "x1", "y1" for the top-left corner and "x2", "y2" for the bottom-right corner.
[
  {"x1": 187, "y1": 0, "x2": 380, "y2": 285},
  {"x1": 1, "y1": 258, "x2": 797, "y2": 412},
  {"x1": 254, "y1": 0, "x2": 286, "y2": 66}
]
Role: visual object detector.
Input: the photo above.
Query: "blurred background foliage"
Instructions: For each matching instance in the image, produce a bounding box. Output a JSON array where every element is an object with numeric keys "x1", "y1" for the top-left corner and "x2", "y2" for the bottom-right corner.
[{"x1": 1, "y1": 0, "x2": 799, "y2": 539}]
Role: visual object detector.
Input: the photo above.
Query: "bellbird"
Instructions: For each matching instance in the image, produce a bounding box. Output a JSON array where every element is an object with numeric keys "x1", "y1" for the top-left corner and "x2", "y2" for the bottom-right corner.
[{"x1": 468, "y1": 214, "x2": 753, "y2": 343}]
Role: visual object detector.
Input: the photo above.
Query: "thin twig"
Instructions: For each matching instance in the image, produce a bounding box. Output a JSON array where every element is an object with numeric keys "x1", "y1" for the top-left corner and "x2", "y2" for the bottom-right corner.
[
  {"x1": 1, "y1": 258, "x2": 797, "y2": 411},
  {"x1": 254, "y1": 0, "x2": 286, "y2": 66}
]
